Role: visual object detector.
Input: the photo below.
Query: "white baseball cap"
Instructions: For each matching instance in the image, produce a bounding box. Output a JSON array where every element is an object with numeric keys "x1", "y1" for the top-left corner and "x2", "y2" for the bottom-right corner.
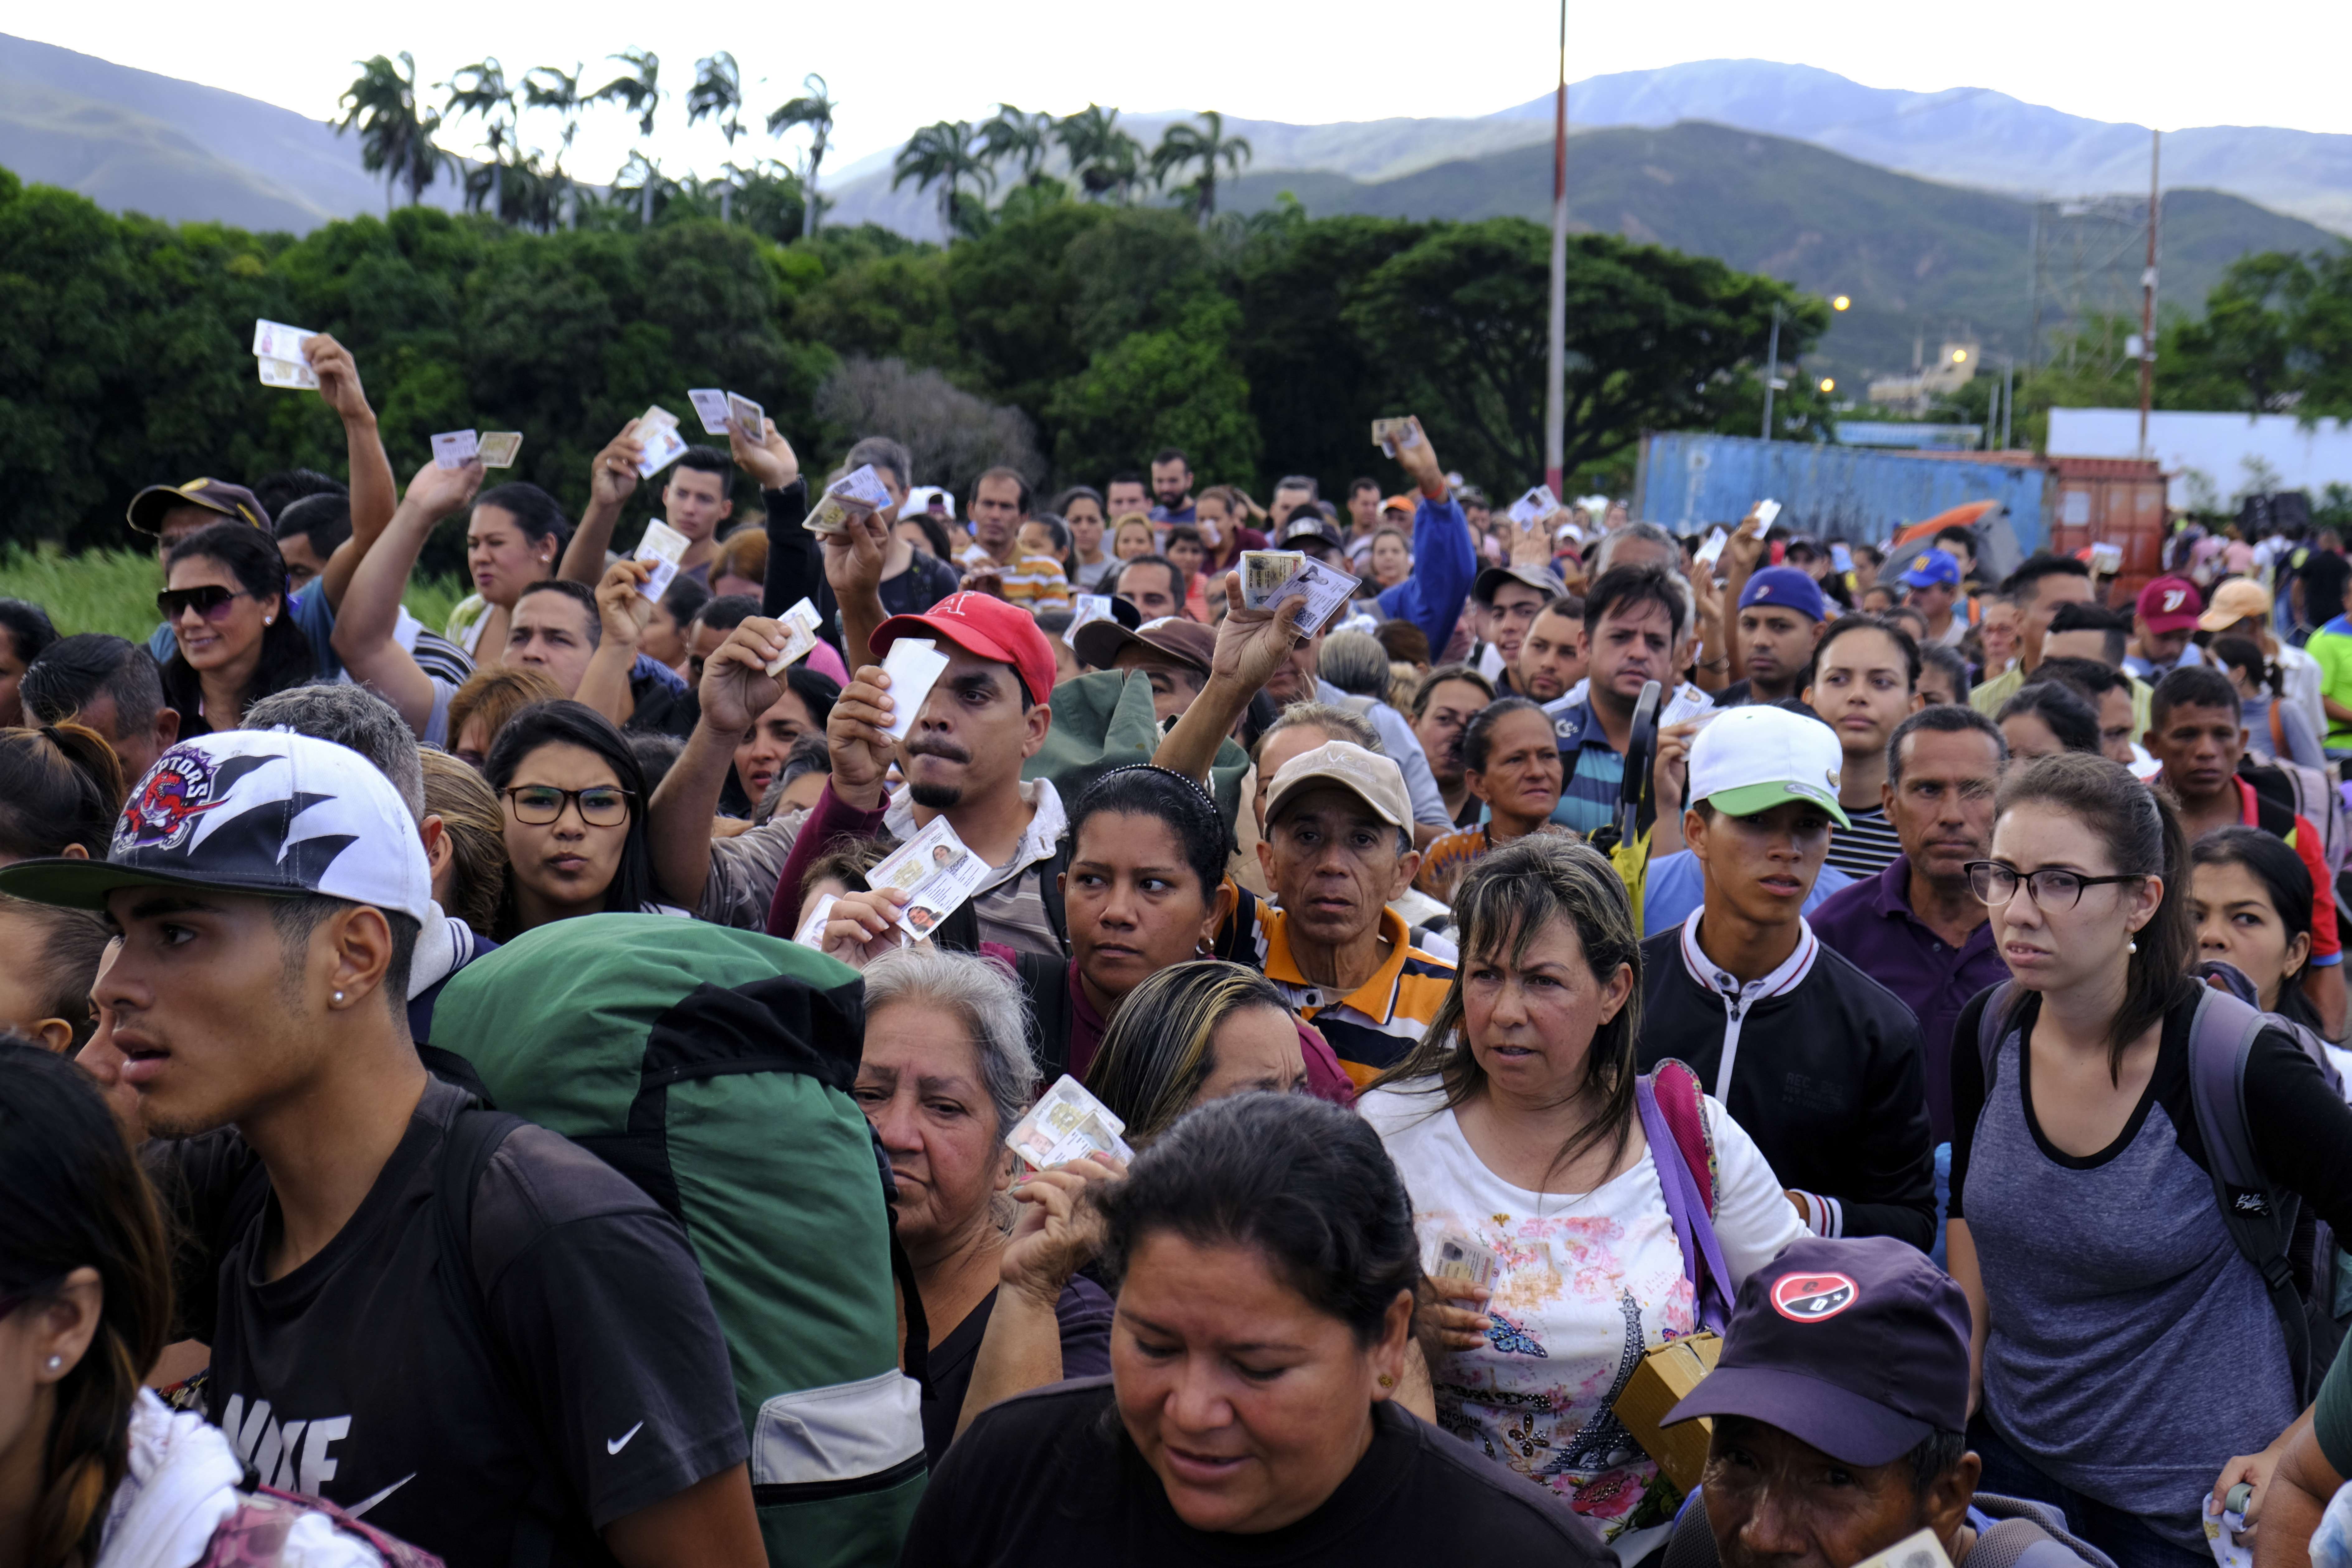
[
  {"x1": 0, "y1": 730, "x2": 435, "y2": 925},
  {"x1": 1685, "y1": 706, "x2": 1851, "y2": 828}
]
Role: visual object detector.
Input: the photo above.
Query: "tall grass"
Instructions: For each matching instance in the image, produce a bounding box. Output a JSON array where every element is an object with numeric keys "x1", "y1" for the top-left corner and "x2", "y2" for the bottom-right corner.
[{"x1": 0, "y1": 546, "x2": 467, "y2": 644}]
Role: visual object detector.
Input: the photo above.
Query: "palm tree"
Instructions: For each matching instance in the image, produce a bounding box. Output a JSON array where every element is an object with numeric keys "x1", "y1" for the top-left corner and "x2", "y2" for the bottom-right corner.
[
  {"x1": 686, "y1": 51, "x2": 746, "y2": 221},
  {"x1": 522, "y1": 63, "x2": 586, "y2": 226},
  {"x1": 594, "y1": 48, "x2": 664, "y2": 226},
  {"x1": 335, "y1": 53, "x2": 450, "y2": 210},
  {"x1": 613, "y1": 150, "x2": 668, "y2": 228},
  {"x1": 892, "y1": 120, "x2": 994, "y2": 242},
  {"x1": 1149, "y1": 110, "x2": 1253, "y2": 224},
  {"x1": 977, "y1": 103, "x2": 1052, "y2": 186},
  {"x1": 1054, "y1": 104, "x2": 1144, "y2": 204},
  {"x1": 767, "y1": 74, "x2": 836, "y2": 239},
  {"x1": 443, "y1": 59, "x2": 518, "y2": 219}
]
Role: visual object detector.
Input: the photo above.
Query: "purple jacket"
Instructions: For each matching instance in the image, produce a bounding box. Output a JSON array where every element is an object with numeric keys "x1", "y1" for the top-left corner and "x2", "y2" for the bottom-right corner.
[{"x1": 1808, "y1": 854, "x2": 2006, "y2": 1144}]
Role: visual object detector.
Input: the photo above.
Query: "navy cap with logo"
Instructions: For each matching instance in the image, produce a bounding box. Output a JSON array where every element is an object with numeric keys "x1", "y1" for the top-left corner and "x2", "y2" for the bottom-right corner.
[
  {"x1": 1736, "y1": 565, "x2": 1828, "y2": 622},
  {"x1": 0, "y1": 731, "x2": 434, "y2": 925},
  {"x1": 1662, "y1": 1237, "x2": 1972, "y2": 1465}
]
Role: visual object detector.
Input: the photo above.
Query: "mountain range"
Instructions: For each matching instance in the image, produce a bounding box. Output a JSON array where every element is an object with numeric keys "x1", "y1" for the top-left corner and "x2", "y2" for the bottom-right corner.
[{"x1": 2, "y1": 35, "x2": 2345, "y2": 382}]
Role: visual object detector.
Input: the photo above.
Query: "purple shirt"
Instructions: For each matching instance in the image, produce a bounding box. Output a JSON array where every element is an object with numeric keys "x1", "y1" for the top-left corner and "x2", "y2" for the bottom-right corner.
[{"x1": 1807, "y1": 854, "x2": 2005, "y2": 1144}]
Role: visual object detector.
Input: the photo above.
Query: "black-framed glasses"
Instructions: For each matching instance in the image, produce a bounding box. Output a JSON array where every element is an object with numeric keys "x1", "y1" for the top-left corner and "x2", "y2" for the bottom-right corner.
[
  {"x1": 502, "y1": 784, "x2": 634, "y2": 827},
  {"x1": 156, "y1": 585, "x2": 250, "y2": 621},
  {"x1": 1966, "y1": 860, "x2": 2144, "y2": 910}
]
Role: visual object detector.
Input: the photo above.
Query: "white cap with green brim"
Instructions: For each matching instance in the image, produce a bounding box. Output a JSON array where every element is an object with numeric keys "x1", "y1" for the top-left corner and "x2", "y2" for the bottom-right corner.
[{"x1": 1686, "y1": 705, "x2": 1852, "y2": 829}]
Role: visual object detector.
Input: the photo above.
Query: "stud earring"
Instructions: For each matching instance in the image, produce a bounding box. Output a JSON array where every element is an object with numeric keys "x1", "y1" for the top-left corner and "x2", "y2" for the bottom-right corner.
[
  {"x1": 1377, "y1": 1373, "x2": 1396, "y2": 1389},
  {"x1": 264, "y1": 616, "x2": 275, "y2": 626},
  {"x1": 333, "y1": 989, "x2": 346, "y2": 1004},
  {"x1": 45, "y1": 1355, "x2": 62, "y2": 1373}
]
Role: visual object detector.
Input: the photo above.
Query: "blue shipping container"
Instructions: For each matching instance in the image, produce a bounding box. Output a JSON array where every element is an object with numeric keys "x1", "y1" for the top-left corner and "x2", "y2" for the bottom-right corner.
[{"x1": 1634, "y1": 432, "x2": 2047, "y2": 552}]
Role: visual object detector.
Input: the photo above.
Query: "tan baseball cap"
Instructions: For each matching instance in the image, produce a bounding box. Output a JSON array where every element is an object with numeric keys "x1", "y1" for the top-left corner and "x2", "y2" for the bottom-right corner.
[
  {"x1": 1264, "y1": 740, "x2": 1413, "y2": 831},
  {"x1": 2198, "y1": 576, "x2": 2272, "y2": 632}
]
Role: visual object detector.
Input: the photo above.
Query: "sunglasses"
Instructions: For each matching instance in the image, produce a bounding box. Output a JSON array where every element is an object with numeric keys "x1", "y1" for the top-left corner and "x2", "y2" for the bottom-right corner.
[{"x1": 157, "y1": 585, "x2": 252, "y2": 621}]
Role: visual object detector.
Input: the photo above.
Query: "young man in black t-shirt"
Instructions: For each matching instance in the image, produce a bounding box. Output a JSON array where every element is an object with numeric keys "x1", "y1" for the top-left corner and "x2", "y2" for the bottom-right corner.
[{"x1": 0, "y1": 731, "x2": 761, "y2": 1568}]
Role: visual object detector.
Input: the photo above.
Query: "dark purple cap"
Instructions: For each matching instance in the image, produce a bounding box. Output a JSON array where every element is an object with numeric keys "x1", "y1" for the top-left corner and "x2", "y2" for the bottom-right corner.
[{"x1": 1662, "y1": 1237, "x2": 1971, "y2": 1465}]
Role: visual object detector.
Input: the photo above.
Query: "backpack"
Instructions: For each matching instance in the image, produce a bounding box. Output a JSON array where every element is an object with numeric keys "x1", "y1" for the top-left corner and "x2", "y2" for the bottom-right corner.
[
  {"x1": 430, "y1": 915, "x2": 925, "y2": 1568},
  {"x1": 1636, "y1": 1059, "x2": 1731, "y2": 1333},
  {"x1": 1974, "y1": 978, "x2": 2350, "y2": 1401}
]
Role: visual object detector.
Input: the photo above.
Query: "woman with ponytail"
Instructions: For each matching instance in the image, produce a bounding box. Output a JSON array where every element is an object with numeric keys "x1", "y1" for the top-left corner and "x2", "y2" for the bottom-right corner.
[
  {"x1": 0, "y1": 1042, "x2": 436, "y2": 1568},
  {"x1": 0, "y1": 723, "x2": 126, "y2": 863},
  {"x1": 1947, "y1": 754, "x2": 2352, "y2": 1568}
]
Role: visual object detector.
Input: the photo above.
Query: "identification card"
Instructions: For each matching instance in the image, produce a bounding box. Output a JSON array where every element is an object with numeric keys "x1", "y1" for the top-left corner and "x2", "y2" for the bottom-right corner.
[
  {"x1": 1371, "y1": 416, "x2": 1422, "y2": 457},
  {"x1": 1067, "y1": 593, "x2": 1118, "y2": 635},
  {"x1": 476, "y1": 432, "x2": 522, "y2": 468},
  {"x1": 1260, "y1": 555, "x2": 1357, "y2": 636},
  {"x1": 1509, "y1": 484, "x2": 1561, "y2": 527},
  {"x1": 1752, "y1": 498, "x2": 1782, "y2": 531},
  {"x1": 634, "y1": 519, "x2": 691, "y2": 602},
  {"x1": 804, "y1": 463, "x2": 894, "y2": 535},
  {"x1": 878, "y1": 636, "x2": 949, "y2": 740},
  {"x1": 866, "y1": 815, "x2": 991, "y2": 941},
  {"x1": 635, "y1": 406, "x2": 688, "y2": 478},
  {"x1": 727, "y1": 392, "x2": 765, "y2": 439},
  {"x1": 1661, "y1": 682, "x2": 1717, "y2": 728},
  {"x1": 686, "y1": 389, "x2": 732, "y2": 435},
  {"x1": 793, "y1": 893, "x2": 839, "y2": 951},
  {"x1": 1006, "y1": 1074, "x2": 1136, "y2": 1171},
  {"x1": 1849, "y1": 1528, "x2": 1954, "y2": 1568},
  {"x1": 1240, "y1": 550, "x2": 1306, "y2": 608},
  {"x1": 763, "y1": 598, "x2": 824, "y2": 675},
  {"x1": 1432, "y1": 1233, "x2": 1497, "y2": 1290},
  {"x1": 251, "y1": 319, "x2": 315, "y2": 361},
  {"x1": 257, "y1": 356, "x2": 319, "y2": 390},
  {"x1": 430, "y1": 430, "x2": 479, "y2": 470},
  {"x1": 1695, "y1": 527, "x2": 1729, "y2": 569}
]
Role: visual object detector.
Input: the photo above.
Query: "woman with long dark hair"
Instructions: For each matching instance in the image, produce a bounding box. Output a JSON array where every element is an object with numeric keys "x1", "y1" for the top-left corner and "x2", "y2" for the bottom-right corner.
[
  {"x1": 157, "y1": 523, "x2": 315, "y2": 735},
  {"x1": 1360, "y1": 835, "x2": 1801, "y2": 1547},
  {"x1": 2192, "y1": 825, "x2": 2326, "y2": 1034},
  {"x1": 1949, "y1": 754, "x2": 2352, "y2": 1568},
  {"x1": 0, "y1": 723, "x2": 125, "y2": 862},
  {"x1": 0, "y1": 1042, "x2": 431, "y2": 1567},
  {"x1": 482, "y1": 700, "x2": 673, "y2": 936}
]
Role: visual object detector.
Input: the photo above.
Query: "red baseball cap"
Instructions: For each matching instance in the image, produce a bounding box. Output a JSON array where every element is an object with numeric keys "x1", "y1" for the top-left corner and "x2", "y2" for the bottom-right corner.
[
  {"x1": 2136, "y1": 575, "x2": 2202, "y2": 635},
  {"x1": 871, "y1": 591, "x2": 1057, "y2": 704}
]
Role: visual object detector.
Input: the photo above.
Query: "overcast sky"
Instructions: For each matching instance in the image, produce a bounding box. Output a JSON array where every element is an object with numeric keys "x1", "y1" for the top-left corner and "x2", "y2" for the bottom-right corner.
[{"x1": 16, "y1": 0, "x2": 2350, "y2": 182}]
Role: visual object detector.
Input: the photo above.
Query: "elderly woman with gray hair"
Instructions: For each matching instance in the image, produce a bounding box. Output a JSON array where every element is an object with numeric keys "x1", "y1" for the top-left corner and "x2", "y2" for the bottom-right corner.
[{"x1": 854, "y1": 947, "x2": 1117, "y2": 1464}]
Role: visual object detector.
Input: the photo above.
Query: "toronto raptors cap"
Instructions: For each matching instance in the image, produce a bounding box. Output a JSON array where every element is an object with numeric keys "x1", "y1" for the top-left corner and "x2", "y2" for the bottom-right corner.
[
  {"x1": 0, "y1": 731, "x2": 434, "y2": 926},
  {"x1": 1662, "y1": 1237, "x2": 1972, "y2": 1464}
]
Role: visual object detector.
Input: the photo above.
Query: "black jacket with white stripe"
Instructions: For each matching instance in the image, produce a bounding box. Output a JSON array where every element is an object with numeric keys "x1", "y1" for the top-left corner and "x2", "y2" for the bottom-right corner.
[{"x1": 1636, "y1": 913, "x2": 1938, "y2": 1249}]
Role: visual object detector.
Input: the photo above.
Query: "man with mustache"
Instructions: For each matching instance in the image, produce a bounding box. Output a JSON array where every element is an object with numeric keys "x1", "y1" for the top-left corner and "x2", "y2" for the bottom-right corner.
[
  {"x1": 1810, "y1": 705, "x2": 2012, "y2": 1148},
  {"x1": 755, "y1": 588, "x2": 1068, "y2": 955}
]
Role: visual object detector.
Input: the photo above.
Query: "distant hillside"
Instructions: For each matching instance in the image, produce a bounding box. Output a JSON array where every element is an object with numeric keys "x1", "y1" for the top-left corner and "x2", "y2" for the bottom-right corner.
[
  {"x1": 1219, "y1": 122, "x2": 2345, "y2": 381},
  {"x1": 0, "y1": 33, "x2": 460, "y2": 230},
  {"x1": 1495, "y1": 59, "x2": 2352, "y2": 236}
]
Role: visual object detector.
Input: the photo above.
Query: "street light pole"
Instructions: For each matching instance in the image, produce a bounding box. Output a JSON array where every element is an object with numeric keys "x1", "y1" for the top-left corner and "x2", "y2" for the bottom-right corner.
[
  {"x1": 2137, "y1": 128, "x2": 2161, "y2": 460},
  {"x1": 1760, "y1": 303, "x2": 1782, "y2": 442},
  {"x1": 1543, "y1": 0, "x2": 1568, "y2": 495}
]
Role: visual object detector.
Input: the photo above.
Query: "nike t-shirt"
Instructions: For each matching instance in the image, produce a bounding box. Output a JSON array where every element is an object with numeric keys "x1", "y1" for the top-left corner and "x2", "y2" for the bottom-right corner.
[{"x1": 155, "y1": 1079, "x2": 747, "y2": 1568}]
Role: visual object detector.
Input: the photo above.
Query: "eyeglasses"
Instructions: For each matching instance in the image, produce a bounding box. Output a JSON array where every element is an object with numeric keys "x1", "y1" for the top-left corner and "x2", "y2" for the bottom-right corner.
[
  {"x1": 1966, "y1": 860, "x2": 2144, "y2": 910},
  {"x1": 156, "y1": 585, "x2": 250, "y2": 621},
  {"x1": 502, "y1": 784, "x2": 634, "y2": 827}
]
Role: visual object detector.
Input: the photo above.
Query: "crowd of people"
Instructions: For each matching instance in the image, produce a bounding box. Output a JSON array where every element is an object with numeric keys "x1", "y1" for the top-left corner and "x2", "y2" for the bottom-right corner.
[{"x1": 7, "y1": 334, "x2": 2352, "y2": 1568}]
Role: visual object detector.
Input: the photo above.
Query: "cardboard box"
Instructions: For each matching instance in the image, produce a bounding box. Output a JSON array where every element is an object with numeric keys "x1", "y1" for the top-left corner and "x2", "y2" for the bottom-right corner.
[{"x1": 1611, "y1": 1331, "x2": 1721, "y2": 1493}]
